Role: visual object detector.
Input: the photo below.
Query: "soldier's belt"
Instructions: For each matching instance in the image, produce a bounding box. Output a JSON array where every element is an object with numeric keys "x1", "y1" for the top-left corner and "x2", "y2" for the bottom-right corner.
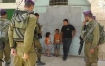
[{"x1": 16, "y1": 42, "x2": 24, "y2": 46}]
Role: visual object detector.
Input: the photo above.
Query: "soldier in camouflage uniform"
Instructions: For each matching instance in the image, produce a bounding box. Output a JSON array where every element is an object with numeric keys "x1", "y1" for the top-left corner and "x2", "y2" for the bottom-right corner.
[
  {"x1": 34, "y1": 13, "x2": 45, "y2": 66},
  {"x1": 84, "y1": 15, "x2": 96, "y2": 63},
  {"x1": 0, "y1": 9, "x2": 10, "y2": 66},
  {"x1": 82, "y1": 11, "x2": 99, "y2": 66},
  {"x1": 8, "y1": 0, "x2": 37, "y2": 66}
]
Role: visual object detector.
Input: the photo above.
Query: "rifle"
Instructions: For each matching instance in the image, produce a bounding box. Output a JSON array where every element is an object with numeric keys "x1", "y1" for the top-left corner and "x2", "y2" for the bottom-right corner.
[
  {"x1": 0, "y1": 59, "x2": 4, "y2": 62},
  {"x1": 78, "y1": 36, "x2": 84, "y2": 55},
  {"x1": 78, "y1": 25, "x2": 86, "y2": 55}
]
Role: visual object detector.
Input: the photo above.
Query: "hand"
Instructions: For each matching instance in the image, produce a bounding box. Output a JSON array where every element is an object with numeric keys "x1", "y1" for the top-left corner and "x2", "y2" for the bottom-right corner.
[
  {"x1": 22, "y1": 53, "x2": 29, "y2": 60},
  {"x1": 40, "y1": 31, "x2": 42, "y2": 34},
  {"x1": 97, "y1": 45, "x2": 99, "y2": 49},
  {"x1": 11, "y1": 49, "x2": 17, "y2": 56},
  {"x1": 90, "y1": 48, "x2": 94, "y2": 54}
]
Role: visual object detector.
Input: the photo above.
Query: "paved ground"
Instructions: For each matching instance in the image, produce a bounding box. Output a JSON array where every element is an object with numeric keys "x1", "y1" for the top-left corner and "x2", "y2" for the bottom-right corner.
[{"x1": 2, "y1": 56, "x2": 105, "y2": 66}]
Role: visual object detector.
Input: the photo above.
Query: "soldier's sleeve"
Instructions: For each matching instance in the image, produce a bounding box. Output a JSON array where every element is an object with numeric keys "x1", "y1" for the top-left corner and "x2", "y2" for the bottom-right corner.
[
  {"x1": 24, "y1": 15, "x2": 36, "y2": 54},
  {"x1": 92, "y1": 24, "x2": 100, "y2": 48},
  {"x1": 8, "y1": 22, "x2": 14, "y2": 48},
  {"x1": 81, "y1": 25, "x2": 85, "y2": 31},
  {"x1": 39, "y1": 23, "x2": 42, "y2": 32},
  {"x1": 80, "y1": 25, "x2": 84, "y2": 38},
  {"x1": 36, "y1": 24, "x2": 39, "y2": 33}
]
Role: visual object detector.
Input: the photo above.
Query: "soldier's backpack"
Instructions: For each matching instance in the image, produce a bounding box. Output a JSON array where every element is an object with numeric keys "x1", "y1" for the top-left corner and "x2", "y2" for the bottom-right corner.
[
  {"x1": 0, "y1": 18, "x2": 10, "y2": 50},
  {"x1": 98, "y1": 23, "x2": 105, "y2": 45},
  {"x1": 11, "y1": 10, "x2": 31, "y2": 41},
  {"x1": 84, "y1": 20, "x2": 105, "y2": 45}
]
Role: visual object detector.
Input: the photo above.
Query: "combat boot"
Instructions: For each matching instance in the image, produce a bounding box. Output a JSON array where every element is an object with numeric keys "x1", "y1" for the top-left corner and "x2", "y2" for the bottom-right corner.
[{"x1": 37, "y1": 58, "x2": 45, "y2": 66}]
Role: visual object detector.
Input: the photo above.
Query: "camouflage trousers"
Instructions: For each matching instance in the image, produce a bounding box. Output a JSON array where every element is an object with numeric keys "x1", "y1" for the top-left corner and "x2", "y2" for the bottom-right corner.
[{"x1": 84, "y1": 42, "x2": 98, "y2": 66}]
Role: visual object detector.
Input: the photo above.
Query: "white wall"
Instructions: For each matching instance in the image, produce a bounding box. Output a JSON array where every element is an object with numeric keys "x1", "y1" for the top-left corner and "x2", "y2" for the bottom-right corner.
[
  {"x1": 0, "y1": 0, "x2": 24, "y2": 9},
  {"x1": 34, "y1": 0, "x2": 90, "y2": 56},
  {"x1": 0, "y1": 0, "x2": 90, "y2": 56}
]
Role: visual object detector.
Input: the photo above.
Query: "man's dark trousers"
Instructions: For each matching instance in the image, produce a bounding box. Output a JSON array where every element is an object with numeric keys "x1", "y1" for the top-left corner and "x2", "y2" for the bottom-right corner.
[{"x1": 62, "y1": 38, "x2": 72, "y2": 59}]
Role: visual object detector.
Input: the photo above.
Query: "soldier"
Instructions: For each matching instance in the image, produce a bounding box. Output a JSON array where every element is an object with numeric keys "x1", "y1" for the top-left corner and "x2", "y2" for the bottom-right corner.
[
  {"x1": 83, "y1": 15, "x2": 96, "y2": 62},
  {"x1": 34, "y1": 13, "x2": 45, "y2": 66},
  {"x1": 0, "y1": 9, "x2": 10, "y2": 66},
  {"x1": 8, "y1": 0, "x2": 37, "y2": 66},
  {"x1": 82, "y1": 11, "x2": 99, "y2": 66}
]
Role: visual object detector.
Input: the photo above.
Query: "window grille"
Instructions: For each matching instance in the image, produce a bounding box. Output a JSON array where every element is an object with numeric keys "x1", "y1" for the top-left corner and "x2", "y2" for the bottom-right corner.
[
  {"x1": 49, "y1": 0, "x2": 68, "y2": 5},
  {"x1": 0, "y1": 0, "x2": 16, "y2": 3}
]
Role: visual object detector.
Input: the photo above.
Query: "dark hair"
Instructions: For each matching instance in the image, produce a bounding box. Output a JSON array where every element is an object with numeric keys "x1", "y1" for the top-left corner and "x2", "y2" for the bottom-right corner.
[
  {"x1": 24, "y1": 0, "x2": 34, "y2": 7},
  {"x1": 34, "y1": 13, "x2": 39, "y2": 16},
  {"x1": 63, "y1": 19, "x2": 68, "y2": 22},
  {"x1": 0, "y1": 12, "x2": 7, "y2": 16},
  {"x1": 46, "y1": 32, "x2": 50, "y2": 37},
  {"x1": 56, "y1": 29, "x2": 59, "y2": 32},
  {"x1": 85, "y1": 13, "x2": 93, "y2": 18}
]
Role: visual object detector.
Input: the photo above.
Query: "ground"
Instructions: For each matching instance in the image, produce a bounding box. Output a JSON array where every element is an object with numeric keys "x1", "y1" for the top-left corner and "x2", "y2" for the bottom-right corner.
[{"x1": 2, "y1": 56, "x2": 105, "y2": 66}]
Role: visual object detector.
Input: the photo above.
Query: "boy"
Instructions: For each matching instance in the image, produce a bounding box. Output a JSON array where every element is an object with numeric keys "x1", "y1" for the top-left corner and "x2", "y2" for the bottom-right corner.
[{"x1": 53, "y1": 29, "x2": 61, "y2": 57}]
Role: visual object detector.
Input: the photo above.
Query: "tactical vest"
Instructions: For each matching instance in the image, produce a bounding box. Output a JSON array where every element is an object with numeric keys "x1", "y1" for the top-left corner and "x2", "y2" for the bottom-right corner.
[
  {"x1": 82, "y1": 21, "x2": 94, "y2": 42},
  {"x1": 11, "y1": 10, "x2": 31, "y2": 41},
  {"x1": 0, "y1": 18, "x2": 10, "y2": 41},
  {"x1": 34, "y1": 20, "x2": 41, "y2": 38}
]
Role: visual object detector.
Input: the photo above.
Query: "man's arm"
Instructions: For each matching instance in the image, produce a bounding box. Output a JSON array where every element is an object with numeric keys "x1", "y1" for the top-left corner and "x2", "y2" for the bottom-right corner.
[
  {"x1": 72, "y1": 29, "x2": 76, "y2": 38},
  {"x1": 8, "y1": 23, "x2": 14, "y2": 48},
  {"x1": 61, "y1": 26, "x2": 64, "y2": 41},
  {"x1": 53, "y1": 35, "x2": 55, "y2": 44},
  {"x1": 71, "y1": 25, "x2": 76, "y2": 38},
  {"x1": 92, "y1": 24, "x2": 100, "y2": 48},
  {"x1": 24, "y1": 15, "x2": 37, "y2": 54}
]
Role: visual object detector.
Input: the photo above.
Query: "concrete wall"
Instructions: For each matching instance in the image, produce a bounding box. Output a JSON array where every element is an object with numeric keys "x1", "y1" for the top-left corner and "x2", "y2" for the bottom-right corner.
[
  {"x1": 0, "y1": 0, "x2": 90, "y2": 56},
  {"x1": 34, "y1": 0, "x2": 90, "y2": 56}
]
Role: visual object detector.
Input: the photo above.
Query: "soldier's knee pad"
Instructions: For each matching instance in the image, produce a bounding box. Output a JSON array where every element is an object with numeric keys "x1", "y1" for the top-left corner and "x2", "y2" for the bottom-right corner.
[{"x1": 38, "y1": 49, "x2": 42, "y2": 53}]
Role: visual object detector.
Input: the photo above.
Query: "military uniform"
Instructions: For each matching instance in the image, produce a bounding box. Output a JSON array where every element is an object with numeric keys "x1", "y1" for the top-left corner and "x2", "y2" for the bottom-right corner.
[
  {"x1": 8, "y1": 10, "x2": 37, "y2": 66},
  {"x1": 83, "y1": 16, "x2": 96, "y2": 63},
  {"x1": 34, "y1": 20, "x2": 42, "y2": 57},
  {"x1": 0, "y1": 10, "x2": 10, "y2": 66},
  {"x1": 82, "y1": 11, "x2": 99, "y2": 66},
  {"x1": 34, "y1": 20, "x2": 46, "y2": 65}
]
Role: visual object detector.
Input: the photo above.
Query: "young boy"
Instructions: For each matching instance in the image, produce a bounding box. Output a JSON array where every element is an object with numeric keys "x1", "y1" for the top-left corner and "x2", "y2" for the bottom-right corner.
[{"x1": 53, "y1": 29, "x2": 61, "y2": 57}]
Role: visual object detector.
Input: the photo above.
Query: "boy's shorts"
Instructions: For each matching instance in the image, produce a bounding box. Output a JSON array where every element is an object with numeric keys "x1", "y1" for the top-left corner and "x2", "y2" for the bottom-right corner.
[{"x1": 54, "y1": 44, "x2": 60, "y2": 49}]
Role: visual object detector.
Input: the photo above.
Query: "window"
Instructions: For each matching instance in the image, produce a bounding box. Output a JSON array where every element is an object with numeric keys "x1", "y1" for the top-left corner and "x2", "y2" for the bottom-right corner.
[
  {"x1": 49, "y1": 0, "x2": 68, "y2": 5},
  {"x1": 0, "y1": 0, "x2": 16, "y2": 3}
]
